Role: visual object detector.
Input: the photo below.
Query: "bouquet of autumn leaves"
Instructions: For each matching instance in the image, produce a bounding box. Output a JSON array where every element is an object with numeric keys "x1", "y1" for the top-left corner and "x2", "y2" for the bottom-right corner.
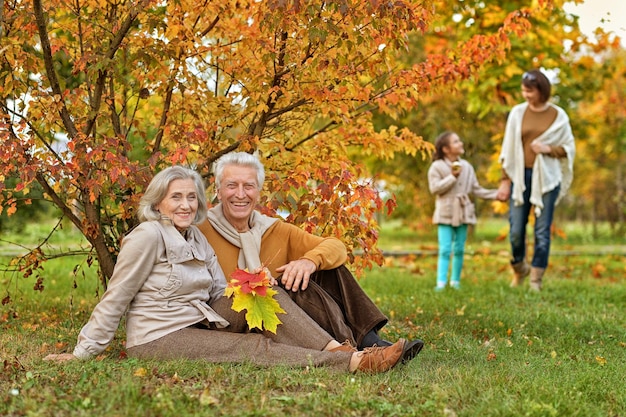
[{"x1": 224, "y1": 268, "x2": 286, "y2": 333}]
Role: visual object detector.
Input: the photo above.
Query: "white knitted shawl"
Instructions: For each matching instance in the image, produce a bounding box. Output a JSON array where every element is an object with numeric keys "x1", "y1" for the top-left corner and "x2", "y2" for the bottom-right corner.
[{"x1": 499, "y1": 102, "x2": 575, "y2": 216}]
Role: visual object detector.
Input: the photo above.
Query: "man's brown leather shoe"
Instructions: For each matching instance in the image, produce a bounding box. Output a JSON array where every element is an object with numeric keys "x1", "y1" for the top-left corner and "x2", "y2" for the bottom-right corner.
[{"x1": 356, "y1": 338, "x2": 406, "y2": 373}]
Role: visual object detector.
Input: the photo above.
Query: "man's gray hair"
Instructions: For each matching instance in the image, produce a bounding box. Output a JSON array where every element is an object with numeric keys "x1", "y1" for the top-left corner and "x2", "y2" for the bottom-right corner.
[
  {"x1": 213, "y1": 152, "x2": 265, "y2": 190},
  {"x1": 137, "y1": 166, "x2": 207, "y2": 224}
]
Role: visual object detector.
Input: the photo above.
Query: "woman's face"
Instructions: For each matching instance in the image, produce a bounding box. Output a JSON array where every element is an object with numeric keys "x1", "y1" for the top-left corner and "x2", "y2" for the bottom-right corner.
[
  {"x1": 521, "y1": 84, "x2": 544, "y2": 106},
  {"x1": 216, "y1": 164, "x2": 260, "y2": 231},
  {"x1": 155, "y1": 178, "x2": 199, "y2": 231}
]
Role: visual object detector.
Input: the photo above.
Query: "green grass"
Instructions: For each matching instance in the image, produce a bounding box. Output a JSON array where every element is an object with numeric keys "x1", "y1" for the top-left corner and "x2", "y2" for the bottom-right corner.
[
  {"x1": 1, "y1": 220, "x2": 625, "y2": 416},
  {"x1": 378, "y1": 217, "x2": 626, "y2": 254}
]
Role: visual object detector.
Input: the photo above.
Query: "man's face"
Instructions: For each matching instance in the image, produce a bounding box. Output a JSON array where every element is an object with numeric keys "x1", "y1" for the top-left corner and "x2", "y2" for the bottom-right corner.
[{"x1": 216, "y1": 164, "x2": 260, "y2": 230}]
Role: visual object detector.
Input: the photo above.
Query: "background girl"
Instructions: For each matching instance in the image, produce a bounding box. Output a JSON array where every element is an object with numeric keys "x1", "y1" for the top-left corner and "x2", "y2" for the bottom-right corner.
[{"x1": 428, "y1": 131, "x2": 499, "y2": 291}]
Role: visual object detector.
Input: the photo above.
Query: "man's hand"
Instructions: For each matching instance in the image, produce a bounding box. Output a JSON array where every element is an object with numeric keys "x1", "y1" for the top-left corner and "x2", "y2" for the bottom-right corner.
[
  {"x1": 275, "y1": 259, "x2": 317, "y2": 292},
  {"x1": 251, "y1": 266, "x2": 278, "y2": 286}
]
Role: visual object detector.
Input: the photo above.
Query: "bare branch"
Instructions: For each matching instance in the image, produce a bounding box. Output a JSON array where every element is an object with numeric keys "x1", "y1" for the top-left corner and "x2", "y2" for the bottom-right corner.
[
  {"x1": 32, "y1": 0, "x2": 79, "y2": 138},
  {"x1": 84, "y1": 0, "x2": 152, "y2": 137},
  {"x1": 152, "y1": 78, "x2": 176, "y2": 154}
]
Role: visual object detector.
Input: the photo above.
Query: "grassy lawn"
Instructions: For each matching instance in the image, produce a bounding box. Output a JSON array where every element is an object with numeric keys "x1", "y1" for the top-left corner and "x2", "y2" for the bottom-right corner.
[{"x1": 1, "y1": 219, "x2": 625, "y2": 416}]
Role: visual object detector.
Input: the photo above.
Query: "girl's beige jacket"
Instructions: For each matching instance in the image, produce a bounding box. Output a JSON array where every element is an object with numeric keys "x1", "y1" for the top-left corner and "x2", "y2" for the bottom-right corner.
[{"x1": 428, "y1": 158, "x2": 497, "y2": 227}]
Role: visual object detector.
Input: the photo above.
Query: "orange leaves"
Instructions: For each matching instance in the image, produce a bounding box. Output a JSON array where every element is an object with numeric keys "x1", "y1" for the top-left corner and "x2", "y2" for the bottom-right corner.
[
  {"x1": 228, "y1": 268, "x2": 272, "y2": 297},
  {"x1": 591, "y1": 263, "x2": 606, "y2": 279},
  {"x1": 1, "y1": 0, "x2": 564, "y2": 287},
  {"x1": 224, "y1": 269, "x2": 286, "y2": 333},
  {"x1": 595, "y1": 356, "x2": 607, "y2": 366}
]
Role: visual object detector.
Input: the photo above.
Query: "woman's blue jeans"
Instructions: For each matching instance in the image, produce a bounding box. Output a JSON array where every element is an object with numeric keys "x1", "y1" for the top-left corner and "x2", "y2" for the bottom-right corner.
[
  {"x1": 509, "y1": 168, "x2": 560, "y2": 269},
  {"x1": 437, "y1": 224, "x2": 468, "y2": 286}
]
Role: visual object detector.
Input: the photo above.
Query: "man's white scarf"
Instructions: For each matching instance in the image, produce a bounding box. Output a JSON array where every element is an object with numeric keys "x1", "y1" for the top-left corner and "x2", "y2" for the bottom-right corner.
[
  {"x1": 207, "y1": 203, "x2": 278, "y2": 270},
  {"x1": 500, "y1": 102, "x2": 575, "y2": 216}
]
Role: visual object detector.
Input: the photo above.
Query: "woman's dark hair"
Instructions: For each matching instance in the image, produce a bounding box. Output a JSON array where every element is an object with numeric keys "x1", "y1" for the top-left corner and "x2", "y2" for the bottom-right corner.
[
  {"x1": 522, "y1": 69, "x2": 551, "y2": 102},
  {"x1": 433, "y1": 131, "x2": 456, "y2": 161}
]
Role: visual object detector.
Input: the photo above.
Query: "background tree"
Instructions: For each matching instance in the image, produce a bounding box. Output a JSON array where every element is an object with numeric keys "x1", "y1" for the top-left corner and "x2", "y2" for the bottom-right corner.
[
  {"x1": 1, "y1": 0, "x2": 556, "y2": 293},
  {"x1": 367, "y1": 0, "x2": 624, "y2": 235},
  {"x1": 568, "y1": 45, "x2": 626, "y2": 236}
]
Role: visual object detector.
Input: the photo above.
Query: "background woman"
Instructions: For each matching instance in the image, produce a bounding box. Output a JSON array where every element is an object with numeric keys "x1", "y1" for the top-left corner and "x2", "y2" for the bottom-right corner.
[{"x1": 497, "y1": 70, "x2": 576, "y2": 291}]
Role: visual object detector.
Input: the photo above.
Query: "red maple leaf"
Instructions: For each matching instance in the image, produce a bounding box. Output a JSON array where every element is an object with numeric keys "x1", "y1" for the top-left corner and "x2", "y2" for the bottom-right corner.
[{"x1": 229, "y1": 269, "x2": 270, "y2": 296}]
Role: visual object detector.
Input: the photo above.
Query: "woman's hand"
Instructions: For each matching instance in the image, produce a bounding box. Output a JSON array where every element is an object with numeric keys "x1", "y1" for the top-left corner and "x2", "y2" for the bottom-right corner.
[
  {"x1": 530, "y1": 140, "x2": 551, "y2": 154},
  {"x1": 44, "y1": 353, "x2": 77, "y2": 362},
  {"x1": 496, "y1": 180, "x2": 511, "y2": 202}
]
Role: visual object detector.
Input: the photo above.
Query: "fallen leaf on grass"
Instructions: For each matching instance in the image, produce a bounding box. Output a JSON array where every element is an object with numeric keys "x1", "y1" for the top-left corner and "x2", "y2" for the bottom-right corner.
[
  {"x1": 591, "y1": 263, "x2": 606, "y2": 278},
  {"x1": 199, "y1": 388, "x2": 219, "y2": 406}
]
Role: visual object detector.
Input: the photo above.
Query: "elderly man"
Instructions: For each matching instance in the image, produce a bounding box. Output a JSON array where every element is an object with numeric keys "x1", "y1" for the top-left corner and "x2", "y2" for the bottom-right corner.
[{"x1": 199, "y1": 152, "x2": 423, "y2": 361}]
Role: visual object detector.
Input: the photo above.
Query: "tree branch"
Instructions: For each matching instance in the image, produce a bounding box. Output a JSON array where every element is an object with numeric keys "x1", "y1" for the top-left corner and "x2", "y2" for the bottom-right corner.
[
  {"x1": 32, "y1": 0, "x2": 78, "y2": 138},
  {"x1": 152, "y1": 77, "x2": 176, "y2": 154},
  {"x1": 83, "y1": 0, "x2": 151, "y2": 137}
]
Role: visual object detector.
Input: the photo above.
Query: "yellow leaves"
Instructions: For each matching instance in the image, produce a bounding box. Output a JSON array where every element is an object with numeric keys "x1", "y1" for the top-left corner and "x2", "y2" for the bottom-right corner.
[
  {"x1": 199, "y1": 388, "x2": 220, "y2": 406},
  {"x1": 595, "y1": 356, "x2": 607, "y2": 366},
  {"x1": 226, "y1": 269, "x2": 286, "y2": 333},
  {"x1": 133, "y1": 367, "x2": 148, "y2": 377},
  {"x1": 455, "y1": 305, "x2": 466, "y2": 316},
  {"x1": 230, "y1": 288, "x2": 286, "y2": 334}
]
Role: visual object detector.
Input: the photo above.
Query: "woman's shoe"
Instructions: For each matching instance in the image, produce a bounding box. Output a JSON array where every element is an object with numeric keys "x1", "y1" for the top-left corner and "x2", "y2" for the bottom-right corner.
[{"x1": 356, "y1": 338, "x2": 406, "y2": 373}]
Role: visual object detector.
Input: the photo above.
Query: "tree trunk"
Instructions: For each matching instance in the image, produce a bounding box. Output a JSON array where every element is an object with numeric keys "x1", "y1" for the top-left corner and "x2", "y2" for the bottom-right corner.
[{"x1": 83, "y1": 199, "x2": 115, "y2": 287}]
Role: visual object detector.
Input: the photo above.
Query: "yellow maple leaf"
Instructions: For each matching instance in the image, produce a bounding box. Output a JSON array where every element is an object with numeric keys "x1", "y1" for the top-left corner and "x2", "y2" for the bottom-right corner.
[{"x1": 226, "y1": 269, "x2": 286, "y2": 333}]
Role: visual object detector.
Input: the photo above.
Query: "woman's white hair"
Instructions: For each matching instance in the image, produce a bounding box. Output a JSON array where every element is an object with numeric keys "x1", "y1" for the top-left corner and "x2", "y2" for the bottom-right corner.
[
  {"x1": 213, "y1": 152, "x2": 265, "y2": 190},
  {"x1": 137, "y1": 166, "x2": 207, "y2": 224}
]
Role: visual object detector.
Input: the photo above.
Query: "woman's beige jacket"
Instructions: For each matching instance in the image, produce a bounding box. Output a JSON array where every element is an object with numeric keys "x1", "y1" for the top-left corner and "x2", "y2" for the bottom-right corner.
[{"x1": 73, "y1": 220, "x2": 227, "y2": 359}]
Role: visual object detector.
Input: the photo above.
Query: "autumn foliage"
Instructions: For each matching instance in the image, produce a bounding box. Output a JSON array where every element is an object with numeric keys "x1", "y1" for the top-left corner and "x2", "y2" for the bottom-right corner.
[
  {"x1": 224, "y1": 269, "x2": 286, "y2": 334},
  {"x1": 1, "y1": 1, "x2": 558, "y2": 290}
]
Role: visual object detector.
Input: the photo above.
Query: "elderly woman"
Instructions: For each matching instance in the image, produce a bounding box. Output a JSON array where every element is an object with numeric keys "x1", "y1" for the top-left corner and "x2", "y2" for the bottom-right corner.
[
  {"x1": 497, "y1": 70, "x2": 575, "y2": 290},
  {"x1": 44, "y1": 166, "x2": 406, "y2": 373}
]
